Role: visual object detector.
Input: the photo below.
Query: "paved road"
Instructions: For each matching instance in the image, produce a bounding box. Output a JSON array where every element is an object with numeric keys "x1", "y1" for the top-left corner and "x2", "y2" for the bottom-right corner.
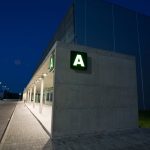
[
  {"x1": 0, "y1": 100, "x2": 17, "y2": 143},
  {"x1": 1, "y1": 101, "x2": 150, "y2": 150},
  {"x1": 0, "y1": 102, "x2": 50, "y2": 150}
]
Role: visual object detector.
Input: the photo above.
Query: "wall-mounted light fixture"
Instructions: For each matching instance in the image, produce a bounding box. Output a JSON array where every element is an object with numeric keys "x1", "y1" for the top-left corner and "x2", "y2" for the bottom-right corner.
[{"x1": 43, "y1": 73, "x2": 48, "y2": 77}]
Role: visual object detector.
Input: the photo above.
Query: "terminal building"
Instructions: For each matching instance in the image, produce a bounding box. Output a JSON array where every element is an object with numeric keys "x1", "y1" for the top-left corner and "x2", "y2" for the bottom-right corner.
[{"x1": 23, "y1": 0, "x2": 150, "y2": 138}]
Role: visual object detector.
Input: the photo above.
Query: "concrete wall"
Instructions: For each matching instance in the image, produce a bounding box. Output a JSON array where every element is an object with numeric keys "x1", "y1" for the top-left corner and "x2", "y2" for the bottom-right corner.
[{"x1": 52, "y1": 42, "x2": 138, "y2": 138}]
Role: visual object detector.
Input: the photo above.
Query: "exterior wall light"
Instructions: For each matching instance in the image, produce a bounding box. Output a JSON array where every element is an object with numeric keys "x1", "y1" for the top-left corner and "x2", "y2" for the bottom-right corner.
[{"x1": 43, "y1": 73, "x2": 48, "y2": 77}]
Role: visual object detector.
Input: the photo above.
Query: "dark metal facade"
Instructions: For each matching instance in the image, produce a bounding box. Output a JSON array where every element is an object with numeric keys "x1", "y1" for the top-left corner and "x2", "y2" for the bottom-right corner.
[{"x1": 35, "y1": 0, "x2": 150, "y2": 110}]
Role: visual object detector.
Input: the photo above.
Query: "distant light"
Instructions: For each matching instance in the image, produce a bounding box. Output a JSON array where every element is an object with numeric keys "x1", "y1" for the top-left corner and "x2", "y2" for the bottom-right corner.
[
  {"x1": 0, "y1": 82, "x2": 1, "y2": 84},
  {"x1": 19, "y1": 93, "x2": 22, "y2": 96}
]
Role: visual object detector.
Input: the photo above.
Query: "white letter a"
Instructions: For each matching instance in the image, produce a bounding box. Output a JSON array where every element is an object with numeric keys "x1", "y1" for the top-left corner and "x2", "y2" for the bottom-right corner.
[{"x1": 73, "y1": 54, "x2": 85, "y2": 67}]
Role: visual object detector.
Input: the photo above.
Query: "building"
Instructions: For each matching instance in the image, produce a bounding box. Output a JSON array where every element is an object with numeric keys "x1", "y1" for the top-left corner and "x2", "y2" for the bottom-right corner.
[
  {"x1": 23, "y1": 0, "x2": 150, "y2": 138},
  {"x1": 33, "y1": 0, "x2": 150, "y2": 110},
  {"x1": 23, "y1": 42, "x2": 138, "y2": 138}
]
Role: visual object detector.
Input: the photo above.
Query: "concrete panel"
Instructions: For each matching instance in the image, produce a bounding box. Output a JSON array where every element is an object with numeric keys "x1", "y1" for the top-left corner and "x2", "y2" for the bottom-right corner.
[{"x1": 52, "y1": 42, "x2": 138, "y2": 138}]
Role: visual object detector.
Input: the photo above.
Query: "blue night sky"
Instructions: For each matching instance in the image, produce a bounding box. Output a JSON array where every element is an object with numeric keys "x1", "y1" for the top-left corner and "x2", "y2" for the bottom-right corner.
[{"x1": 0, "y1": 0, "x2": 149, "y2": 93}]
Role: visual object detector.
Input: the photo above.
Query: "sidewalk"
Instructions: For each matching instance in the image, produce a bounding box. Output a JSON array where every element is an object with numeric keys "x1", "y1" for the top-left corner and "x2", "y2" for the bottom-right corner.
[
  {"x1": 26, "y1": 102, "x2": 52, "y2": 134},
  {"x1": 0, "y1": 102, "x2": 51, "y2": 150}
]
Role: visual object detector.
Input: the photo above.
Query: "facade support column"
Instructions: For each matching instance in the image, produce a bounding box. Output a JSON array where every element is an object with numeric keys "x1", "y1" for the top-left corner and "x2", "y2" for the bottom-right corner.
[
  {"x1": 44, "y1": 91, "x2": 47, "y2": 104},
  {"x1": 30, "y1": 88, "x2": 32, "y2": 102},
  {"x1": 39, "y1": 78, "x2": 44, "y2": 113},
  {"x1": 33, "y1": 85, "x2": 36, "y2": 108},
  {"x1": 23, "y1": 92, "x2": 26, "y2": 102},
  {"x1": 22, "y1": 92, "x2": 25, "y2": 101},
  {"x1": 28, "y1": 89, "x2": 30, "y2": 102},
  {"x1": 27, "y1": 90, "x2": 29, "y2": 101},
  {"x1": 26, "y1": 91, "x2": 28, "y2": 102}
]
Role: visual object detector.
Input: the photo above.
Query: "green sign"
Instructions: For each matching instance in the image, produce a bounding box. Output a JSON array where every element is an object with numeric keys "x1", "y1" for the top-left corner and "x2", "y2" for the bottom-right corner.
[
  {"x1": 49, "y1": 53, "x2": 55, "y2": 72},
  {"x1": 70, "y1": 51, "x2": 87, "y2": 70}
]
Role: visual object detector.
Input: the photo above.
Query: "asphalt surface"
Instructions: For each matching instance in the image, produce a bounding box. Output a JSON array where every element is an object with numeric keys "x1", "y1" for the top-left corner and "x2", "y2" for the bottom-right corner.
[{"x1": 0, "y1": 100, "x2": 17, "y2": 143}]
